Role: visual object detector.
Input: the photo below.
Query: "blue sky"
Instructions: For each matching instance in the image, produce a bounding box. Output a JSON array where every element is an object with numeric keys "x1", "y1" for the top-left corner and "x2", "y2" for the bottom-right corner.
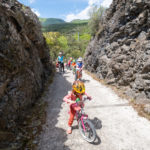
[{"x1": 18, "y1": 0, "x2": 112, "y2": 22}]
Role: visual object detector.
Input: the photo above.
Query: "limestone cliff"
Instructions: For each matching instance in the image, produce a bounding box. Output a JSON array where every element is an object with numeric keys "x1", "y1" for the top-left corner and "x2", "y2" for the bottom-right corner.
[
  {"x1": 85, "y1": 0, "x2": 150, "y2": 102},
  {"x1": 0, "y1": 0, "x2": 53, "y2": 144}
]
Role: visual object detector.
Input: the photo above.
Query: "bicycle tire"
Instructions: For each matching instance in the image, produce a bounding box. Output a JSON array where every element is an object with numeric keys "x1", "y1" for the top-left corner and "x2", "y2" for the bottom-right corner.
[
  {"x1": 79, "y1": 119, "x2": 96, "y2": 143},
  {"x1": 59, "y1": 63, "x2": 62, "y2": 73}
]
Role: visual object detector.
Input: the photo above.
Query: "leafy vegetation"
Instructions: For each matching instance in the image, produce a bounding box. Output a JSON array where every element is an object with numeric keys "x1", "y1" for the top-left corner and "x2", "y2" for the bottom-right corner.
[{"x1": 43, "y1": 24, "x2": 91, "y2": 61}]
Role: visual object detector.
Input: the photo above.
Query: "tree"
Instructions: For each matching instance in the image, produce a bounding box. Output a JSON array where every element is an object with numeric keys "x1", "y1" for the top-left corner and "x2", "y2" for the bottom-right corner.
[
  {"x1": 71, "y1": 50, "x2": 81, "y2": 59},
  {"x1": 88, "y1": 5, "x2": 105, "y2": 36},
  {"x1": 57, "y1": 35, "x2": 68, "y2": 50},
  {"x1": 43, "y1": 32, "x2": 61, "y2": 60}
]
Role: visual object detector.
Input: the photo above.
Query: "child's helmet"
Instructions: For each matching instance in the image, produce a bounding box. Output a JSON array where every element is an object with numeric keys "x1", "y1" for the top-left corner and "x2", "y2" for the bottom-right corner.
[
  {"x1": 73, "y1": 59, "x2": 76, "y2": 63},
  {"x1": 77, "y1": 57, "x2": 83, "y2": 62},
  {"x1": 72, "y1": 81, "x2": 85, "y2": 94}
]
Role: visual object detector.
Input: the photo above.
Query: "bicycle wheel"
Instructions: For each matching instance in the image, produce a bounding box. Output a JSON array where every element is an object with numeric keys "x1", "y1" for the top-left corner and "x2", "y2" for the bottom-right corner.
[
  {"x1": 75, "y1": 72, "x2": 77, "y2": 80},
  {"x1": 78, "y1": 119, "x2": 96, "y2": 143},
  {"x1": 78, "y1": 71, "x2": 82, "y2": 80},
  {"x1": 59, "y1": 65, "x2": 61, "y2": 73},
  {"x1": 59, "y1": 63, "x2": 62, "y2": 73}
]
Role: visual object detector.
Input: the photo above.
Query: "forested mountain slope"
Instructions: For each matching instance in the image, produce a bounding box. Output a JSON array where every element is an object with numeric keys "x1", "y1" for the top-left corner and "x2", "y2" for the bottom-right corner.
[{"x1": 39, "y1": 18, "x2": 65, "y2": 26}]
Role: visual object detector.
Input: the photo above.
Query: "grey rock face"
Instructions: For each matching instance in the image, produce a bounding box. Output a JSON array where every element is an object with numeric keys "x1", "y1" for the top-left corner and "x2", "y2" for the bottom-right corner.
[
  {"x1": 84, "y1": 0, "x2": 150, "y2": 102},
  {"x1": 0, "y1": 0, "x2": 52, "y2": 137}
]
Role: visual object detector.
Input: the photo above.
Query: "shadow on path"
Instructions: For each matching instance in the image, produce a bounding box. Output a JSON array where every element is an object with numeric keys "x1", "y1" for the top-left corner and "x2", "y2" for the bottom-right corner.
[
  {"x1": 89, "y1": 117, "x2": 102, "y2": 145},
  {"x1": 87, "y1": 103, "x2": 129, "y2": 109},
  {"x1": 82, "y1": 79, "x2": 90, "y2": 83},
  {"x1": 37, "y1": 72, "x2": 72, "y2": 150}
]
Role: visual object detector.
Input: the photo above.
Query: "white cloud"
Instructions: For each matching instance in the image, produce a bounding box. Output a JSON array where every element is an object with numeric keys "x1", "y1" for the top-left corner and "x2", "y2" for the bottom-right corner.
[
  {"x1": 31, "y1": 8, "x2": 40, "y2": 17},
  {"x1": 88, "y1": 0, "x2": 100, "y2": 6},
  {"x1": 101, "y1": 0, "x2": 112, "y2": 8},
  {"x1": 65, "y1": 0, "x2": 112, "y2": 22},
  {"x1": 28, "y1": 0, "x2": 35, "y2": 4},
  {"x1": 66, "y1": 6, "x2": 91, "y2": 22}
]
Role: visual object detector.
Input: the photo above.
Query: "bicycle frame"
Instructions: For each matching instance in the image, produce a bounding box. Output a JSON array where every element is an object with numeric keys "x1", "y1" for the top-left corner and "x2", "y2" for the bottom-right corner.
[
  {"x1": 76, "y1": 68, "x2": 82, "y2": 80},
  {"x1": 58, "y1": 62, "x2": 63, "y2": 72},
  {"x1": 76, "y1": 107, "x2": 88, "y2": 132},
  {"x1": 77, "y1": 70, "x2": 82, "y2": 78}
]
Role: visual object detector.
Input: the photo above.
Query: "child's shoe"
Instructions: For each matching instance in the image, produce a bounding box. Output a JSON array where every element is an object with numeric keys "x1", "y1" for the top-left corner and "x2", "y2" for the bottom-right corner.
[{"x1": 67, "y1": 126, "x2": 72, "y2": 134}]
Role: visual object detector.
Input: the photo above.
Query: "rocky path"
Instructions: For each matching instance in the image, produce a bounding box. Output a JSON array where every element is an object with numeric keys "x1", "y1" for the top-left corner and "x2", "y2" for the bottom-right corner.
[{"x1": 37, "y1": 70, "x2": 150, "y2": 150}]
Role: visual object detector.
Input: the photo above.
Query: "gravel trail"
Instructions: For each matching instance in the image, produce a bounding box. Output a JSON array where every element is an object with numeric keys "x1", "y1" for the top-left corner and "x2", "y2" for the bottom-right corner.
[{"x1": 37, "y1": 70, "x2": 150, "y2": 150}]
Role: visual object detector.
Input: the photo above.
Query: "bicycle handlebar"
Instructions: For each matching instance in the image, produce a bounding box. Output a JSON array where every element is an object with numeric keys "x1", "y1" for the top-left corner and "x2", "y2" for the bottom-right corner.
[{"x1": 75, "y1": 96, "x2": 90, "y2": 106}]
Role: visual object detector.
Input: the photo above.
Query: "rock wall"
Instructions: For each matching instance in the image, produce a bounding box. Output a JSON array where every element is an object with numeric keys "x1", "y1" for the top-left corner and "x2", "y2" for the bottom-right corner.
[
  {"x1": 84, "y1": 0, "x2": 150, "y2": 102},
  {"x1": 0, "y1": 0, "x2": 52, "y2": 133}
]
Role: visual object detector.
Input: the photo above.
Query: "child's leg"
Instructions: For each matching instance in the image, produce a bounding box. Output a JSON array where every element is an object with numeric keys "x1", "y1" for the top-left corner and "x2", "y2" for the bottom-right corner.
[
  {"x1": 67, "y1": 107, "x2": 76, "y2": 134},
  {"x1": 62, "y1": 63, "x2": 64, "y2": 72},
  {"x1": 68, "y1": 106, "x2": 76, "y2": 127}
]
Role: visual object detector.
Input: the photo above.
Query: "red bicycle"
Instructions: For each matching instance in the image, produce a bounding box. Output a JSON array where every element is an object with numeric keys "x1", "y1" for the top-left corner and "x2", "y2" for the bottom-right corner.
[{"x1": 75, "y1": 68, "x2": 82, "y2": 81}]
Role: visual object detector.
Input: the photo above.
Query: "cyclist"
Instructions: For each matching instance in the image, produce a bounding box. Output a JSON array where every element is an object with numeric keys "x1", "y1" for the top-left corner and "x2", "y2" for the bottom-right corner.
[
  {"x1": 72, "y1": 59, "x2": 76, "y2": 74},
  {"x1": 63, "y1": 80, "x2": 92, "y2": 134},
  {"x1": 57, "y1": 52, "x2": 64, "y2": 73},
  {"x1": 75, "y1": 57, "x2": 84, "y2": 80},
  {"x1": 68, "y1": 57, "x2": 72, "y2": 70}
]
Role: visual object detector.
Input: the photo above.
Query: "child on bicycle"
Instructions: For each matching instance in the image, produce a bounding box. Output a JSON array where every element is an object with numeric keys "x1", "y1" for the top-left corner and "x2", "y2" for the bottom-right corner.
[
  {"x1": 68, "y1": 57, "x2": 72, "y2": 70},
  {"x1": 76, "y1": 57, "x2": 84, "y2": 70},
  {"x1": 72, "y1": 59, "x2": 76, "y2": 74},
  {"x1": 63, "y1": 80, "x2": 92, "y2": 134},
  {"x1": 75, "y1": 57, "x2": 84, "y2": 80},
  {"x1": 57, "y1": 51, "x2": 64, "y2": 72}
]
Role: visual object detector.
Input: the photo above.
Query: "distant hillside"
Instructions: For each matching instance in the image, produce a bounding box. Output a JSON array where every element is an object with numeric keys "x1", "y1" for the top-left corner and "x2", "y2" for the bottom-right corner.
[
  {"x1": 42, "y1": 22, "x2": 88, "y2": 33},
  {"x1": 39, "y1": 18, "x2": 65, "y2": 26},
  {"x1": 71, "y1": 19, "x2": 89, "y2": 23}
]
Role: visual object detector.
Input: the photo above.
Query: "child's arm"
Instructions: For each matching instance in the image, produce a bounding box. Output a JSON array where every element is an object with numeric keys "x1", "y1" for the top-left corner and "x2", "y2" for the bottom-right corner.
[
  {"x1": 82, "y1": 64, "x2": 84, "y2": 70},
  {"x1": 84, "y1": 92, "x2": 92, "y2": 100},
  {"x1": 63, "y1": 93, "x2": 76, "y2": 104}
]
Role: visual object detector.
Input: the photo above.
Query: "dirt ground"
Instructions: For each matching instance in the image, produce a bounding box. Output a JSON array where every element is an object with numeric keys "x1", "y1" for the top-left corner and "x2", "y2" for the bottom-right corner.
[{"x1": 37, "y1": 70, "x2": 150, "y2": 150}]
